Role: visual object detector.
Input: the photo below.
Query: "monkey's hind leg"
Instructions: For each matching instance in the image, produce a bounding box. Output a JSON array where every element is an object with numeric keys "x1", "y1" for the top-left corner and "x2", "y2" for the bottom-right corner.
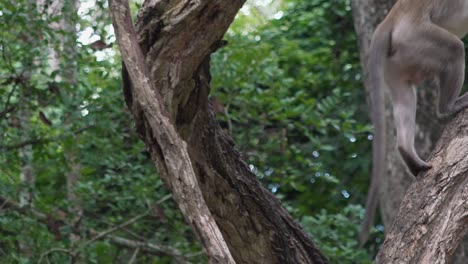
[
  {"x1": 435, "y1": 29, "x2": 467, "y2": 115},
  {"x1": 389, "y1": 80, "x2": 431, "y2": 176},
  {"x1": 388, "y1": 23, "x2": 468, "y2": 175}
]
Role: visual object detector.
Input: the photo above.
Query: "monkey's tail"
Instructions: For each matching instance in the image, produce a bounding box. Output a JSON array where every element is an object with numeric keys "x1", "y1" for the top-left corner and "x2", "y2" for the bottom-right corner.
[{"x1": 359, "y1": 21, "x2": 392, "y2": 246}]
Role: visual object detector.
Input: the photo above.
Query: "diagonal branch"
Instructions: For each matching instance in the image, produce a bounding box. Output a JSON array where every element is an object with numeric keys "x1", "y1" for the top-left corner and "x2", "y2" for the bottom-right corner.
[
  {"x1": 0, "y1": 125, "x2": 94, "y2": 150},
  {"x1": 128, "y1": 247, "x2": 140, "y2": 264},
  {"x1": 108, "y1": 1, "x2": 234, "y2": 263},
  {"x1": 117, "y1": 0, "x2": 329, "y2": 263},
  {"x1": 38, "y1": 248, "x2": 73, "y2": 264},
  {"x1": 80, "y1": 212, "x2": 148, "y2": 250},
  {"x1": 94, "y1": 231, "x2": 192, "y2": 264}
]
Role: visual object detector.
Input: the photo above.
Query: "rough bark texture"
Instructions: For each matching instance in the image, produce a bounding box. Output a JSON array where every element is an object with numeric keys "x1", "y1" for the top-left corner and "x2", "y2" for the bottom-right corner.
[
  {"x1": 377, "y1": 109, "x2": 468, "y2": 263},
  {"x1": 109, "y1": 0, "x2": 235, "y2": 263},
  {"x1": 352, "y1": 0, "x2": 468, "y2": 262},
  {"x1": 115, "y1": 0, "x2": 328, "y2": 263}
]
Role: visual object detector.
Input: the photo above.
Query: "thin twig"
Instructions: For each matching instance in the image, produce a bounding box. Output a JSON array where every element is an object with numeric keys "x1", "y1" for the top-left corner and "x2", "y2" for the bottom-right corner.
[
  {"x1": 1, "y1": 84, "x2": 18, "y2": 118},
  {"x1": 128, "y1": 247, "x2": 140, "y2": 264},
  {"x1": 122, "y1": 227, "x2": 147, "y2": 241},
  {"x1": 156, "y1": 194, "x2": 172, "y2": 204},
  {"x1": 0, "y1": 125, "x2": 93, "y2": 150},
  {"x1": 38, "y1": 248, "x2": 73, "y2": 264},
  {"x1": 186, "y1": 251, "x2": 205, "y2": 258},
  {"x1": 0, "y1": 197, "x2": 9, "y2": 210},
  {"x1": 101, "y1": 234, "x2": 190, "y2": 263},
  {"x1": 1, "y1": 195, "x2": 191, "y2": 260},
  {"x1": 0, "y1": 40, "x2": 15, "y2": 73},
  {"x1": 79, "y1": 212, "x2": 148, "y2": 251}
]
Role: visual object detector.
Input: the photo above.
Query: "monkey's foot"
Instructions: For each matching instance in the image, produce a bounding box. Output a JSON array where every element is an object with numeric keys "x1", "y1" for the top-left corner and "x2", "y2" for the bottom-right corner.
[
  {"x1": 412, "y1": 162, "x2": 432, "y2": 177},
  {"x1": 398, "y1": 147, "x2": 432, "y2": 176}
]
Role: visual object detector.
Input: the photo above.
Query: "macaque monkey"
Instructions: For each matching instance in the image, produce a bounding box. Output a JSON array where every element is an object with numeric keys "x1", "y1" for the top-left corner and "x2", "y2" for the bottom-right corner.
[{"x1": 359, "y1": 0, "x2": 468, "y2": 244}]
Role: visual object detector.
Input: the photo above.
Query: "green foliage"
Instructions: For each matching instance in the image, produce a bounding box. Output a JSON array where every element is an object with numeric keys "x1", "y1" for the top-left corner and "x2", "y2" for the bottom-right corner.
[
  {"x1": 212, "y1": 0, "x2": 379, "y2": 260},
  {"x1": 301, "y1": 205, "x2": 371, "y2": 264},
  {"x1": 1, "y1": 0, "x2": 380, "y2": 262},
  {"x1": 0, "y1": 0, "x2": 203, "y2": 262},
  {"x1": 213, "y1": 0, "x2": 371, "y2": 218}
]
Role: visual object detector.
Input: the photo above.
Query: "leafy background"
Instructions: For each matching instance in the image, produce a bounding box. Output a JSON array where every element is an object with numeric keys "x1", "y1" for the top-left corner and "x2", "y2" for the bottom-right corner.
[{"x1": 0, "y1": 0, "x2": 382, "y2": 263}]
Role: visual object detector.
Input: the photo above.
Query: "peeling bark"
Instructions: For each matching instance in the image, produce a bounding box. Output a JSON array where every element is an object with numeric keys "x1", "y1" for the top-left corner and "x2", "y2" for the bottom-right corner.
[{"x1": 113, "y1": 0, "x2": 328, "y2": 263}]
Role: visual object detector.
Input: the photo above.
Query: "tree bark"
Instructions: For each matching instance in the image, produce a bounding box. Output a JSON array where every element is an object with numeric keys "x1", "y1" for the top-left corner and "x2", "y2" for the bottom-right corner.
[
  {"x1": 376, "y1": 109, "x2": 468, "y2": 263},
  {"x1": 113, "y1": 0, "x2": 328, "y2": 263},
  {"x1": 109, "y1": 0, "x2": 235, "y2": 263}
]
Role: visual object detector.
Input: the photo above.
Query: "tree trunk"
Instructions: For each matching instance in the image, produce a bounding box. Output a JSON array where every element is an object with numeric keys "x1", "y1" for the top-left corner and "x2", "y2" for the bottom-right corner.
[
  {"x1": 18, "y1": 87, "x2": 33, "y2": 207},
  {"x1": 111, "y1": 0, "x2": 327, "y2": 263},
  {"x1": 41, "y1": 0, "x2": 83, "y2": 261},
  {"x1": 352, "y1": 0, "x2": 468, "y2": 262},
  {"x1": 18, "y1": 0, "x2": 41, "y2": 208}
]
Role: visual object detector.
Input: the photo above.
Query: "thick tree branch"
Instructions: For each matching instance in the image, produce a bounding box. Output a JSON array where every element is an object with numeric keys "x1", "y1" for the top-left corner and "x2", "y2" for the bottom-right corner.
[
  {"x1": 108, "y1": 0, "x2": 234, "y2": 263},
  {"x1": 377, "y1": 109, "x2": 468, "y2": 263},
  {"x1": 118, "y1": 0, "x2": 328, "y2": 263}
]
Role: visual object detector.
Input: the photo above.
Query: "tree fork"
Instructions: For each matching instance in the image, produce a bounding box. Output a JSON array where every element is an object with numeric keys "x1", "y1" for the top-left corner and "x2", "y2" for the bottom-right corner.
[
  {"x1": 109, "y1": 0, "x2": 235, "y2": 262},
  {"x1": 113, "y1": 0, "x2": 328, "y2": 263}
]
